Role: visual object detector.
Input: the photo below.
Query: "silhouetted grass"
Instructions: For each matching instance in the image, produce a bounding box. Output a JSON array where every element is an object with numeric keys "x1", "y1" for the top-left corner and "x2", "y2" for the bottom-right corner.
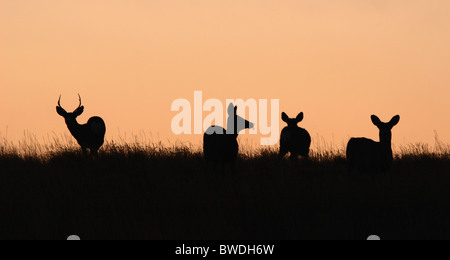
[{"x1": 0, "y1": 137, "x2": 449, "y2": 240}]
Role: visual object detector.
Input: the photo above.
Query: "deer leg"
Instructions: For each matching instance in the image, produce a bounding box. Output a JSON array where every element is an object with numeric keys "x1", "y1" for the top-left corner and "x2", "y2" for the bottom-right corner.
[
  {"x1": 92, "y1": 149, "x2": 99, "y2": 160},
  {"x1": 302, "y1": 151, "x2": 310, "y2": 160},
  {"x1": 301, "y1": 152, "x2": 312, "y2": 167},
  {"x1": 289, "y1": 153, "x2": 299, "y2": 162},
  {"x1": 82, "y1": 147, "x2": 88, "y2": 156},
  {"x1": 278, "y1": 148, "x2": 288, "y2": 161}
]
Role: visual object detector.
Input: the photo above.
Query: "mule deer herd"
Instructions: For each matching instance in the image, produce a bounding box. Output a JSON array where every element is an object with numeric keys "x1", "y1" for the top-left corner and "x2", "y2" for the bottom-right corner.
[{"x1": 56, "y1": 95, "x2": 400, "y2": 173}]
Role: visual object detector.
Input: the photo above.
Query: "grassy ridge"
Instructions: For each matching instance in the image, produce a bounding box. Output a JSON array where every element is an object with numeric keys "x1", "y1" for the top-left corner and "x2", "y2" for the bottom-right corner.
[{"x1": 0, "y1": 141, "x2": 450, "y2": 240}]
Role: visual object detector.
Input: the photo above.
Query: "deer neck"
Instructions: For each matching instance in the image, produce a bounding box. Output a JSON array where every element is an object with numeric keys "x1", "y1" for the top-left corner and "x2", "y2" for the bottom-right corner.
[
  {"x1": 66, "y1": 120, "x2": 83, "y2": 140},
  {"x1": 226, "y1": 119, "x2": 239, "y2": 139},
  {"x1": 379, "y1": 132, "x2": 393, "y2": 151}
]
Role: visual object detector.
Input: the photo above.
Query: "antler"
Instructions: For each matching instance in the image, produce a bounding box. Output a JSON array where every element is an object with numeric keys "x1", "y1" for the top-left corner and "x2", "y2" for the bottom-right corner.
[{"x1": 58, "y1": 94, "x2": 82, "y2": 109}]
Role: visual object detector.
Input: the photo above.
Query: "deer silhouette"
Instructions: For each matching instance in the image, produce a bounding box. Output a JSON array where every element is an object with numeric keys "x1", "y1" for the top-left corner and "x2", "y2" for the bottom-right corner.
[
  {"x1": 347, "y1": 115, "x2": 400, "y2": 173},
  {"x1": 279, "y1": 112, "x2": 311, "y2": 161},
  {"x1": 56, "y1": 94, "x2": 106, "y2": 157},
  {"x1": 203, "y1": 103, "x2": 254, "y2": 172}
]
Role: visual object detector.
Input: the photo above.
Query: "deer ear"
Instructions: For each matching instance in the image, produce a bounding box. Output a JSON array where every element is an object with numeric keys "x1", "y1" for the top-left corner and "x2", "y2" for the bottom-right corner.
[
  {"x1": 371, "y1": 115, "x2": 382, "y2": 127},
  {"x1": 56, "y1": 106, "x2": 67, "y2": 117},
  {"x1": 227, "y1": 103, "x2": 235, "y2": 115},
  {"x1": 282, "y1": 112, "x2": 289, "y2": 123},
  {"x1": 389, "y1": 115, "x2": 400, "y2": 127},
  {"x1": 73, "y1": 106, "x2": 84, "y2": 117},
  {"x1": 296, "y1": 112, "x2": 304, "y2": 123}
]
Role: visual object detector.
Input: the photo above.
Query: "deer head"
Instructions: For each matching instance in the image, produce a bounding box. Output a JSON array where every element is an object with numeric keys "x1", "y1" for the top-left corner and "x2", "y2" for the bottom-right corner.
[
  {"x1": 371, "y1": 115, "x2": 400, "y2": 145},
  {"x1": 226, "y1": 103, "x2": 254, "y2": 135},
  {"x1": 56, "y1": 94, "x2": 85, "y2": 127}
]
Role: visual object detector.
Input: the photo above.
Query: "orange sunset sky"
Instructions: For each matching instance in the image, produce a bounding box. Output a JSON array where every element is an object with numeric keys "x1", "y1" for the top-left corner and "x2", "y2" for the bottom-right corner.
[{"x1": 1, "y1": 0, "x2": 449, "y2": 150}]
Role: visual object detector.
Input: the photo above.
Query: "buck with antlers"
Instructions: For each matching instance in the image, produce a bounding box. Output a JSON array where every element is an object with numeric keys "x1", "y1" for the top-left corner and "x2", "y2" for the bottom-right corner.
[{"x1": 56, "y1": 94, "x2": 106, "y2": 157}]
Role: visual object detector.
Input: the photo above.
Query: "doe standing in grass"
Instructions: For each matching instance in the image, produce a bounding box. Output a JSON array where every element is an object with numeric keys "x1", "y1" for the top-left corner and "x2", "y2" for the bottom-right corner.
[
  {"x1": 56, "y1": 94, "x2": 106, "y2": 158},
  {"x1": 279, "y1": 112, "x2": 311, "y2": 161},
  {"x1": 347, "y1": 115, "x2": 400, "y2": 173},
  {"x1": 203, "y1": 103, "x2": 254, "y2": 172}
]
